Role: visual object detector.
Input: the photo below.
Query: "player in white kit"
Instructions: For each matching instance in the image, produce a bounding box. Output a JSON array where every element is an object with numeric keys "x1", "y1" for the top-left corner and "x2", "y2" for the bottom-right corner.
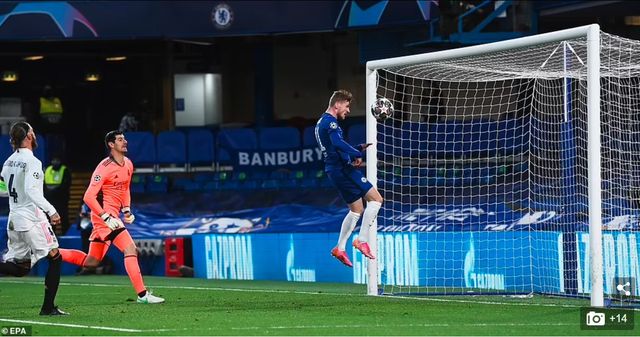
[{"x1": 0, "y1": 122, "x2": 68, "y2": 315}]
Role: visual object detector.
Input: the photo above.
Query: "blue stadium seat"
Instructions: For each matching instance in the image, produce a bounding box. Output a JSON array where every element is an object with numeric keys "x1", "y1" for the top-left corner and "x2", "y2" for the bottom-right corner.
[
  {"x1": 156, "y1": 131, "x2": 187, "y2": 172},
  {"x1": 217, "y1": 128, "x2": 258, "y2": 165},
  {"x1": 0, "y1": 135, "x2": 11, "y2": 162},
  {"x1": 377, "y1": 123, "x2": 396, "y2": 163},
  {"x1": 203, "y1": 181, "x2": 218, "y2": 191},
  {"x1": 187, "y1": 128, "x2": 216, "y2": 171},
  {"x1": 171, "y1": 177, "x2": 202, "y2": 192},
  {"x1": 125, "y1": 132, "x2": 156, "y2": 172},
  {"x1": 0, "y1": 134, "x2": 45, "y2": 165},
  {"x1": 145, "y1": 174, "x2": 168, "y2": 193},
  {"x1": 231, "y1": 171, "x2": 258, "y2": 190},
  {"x1": 130, "y1": 174, "x2": 146, "y2": 194},
  {"x1": 400, "y1": 122, "x2": 430, "y2": 158},
  {"x1": 193, "y1": 172, "x2": 217, "y2": 183},
  {"x1": 261, "y1": 179, "x2": 280, "y2": 189},
  {"x1": 347, "y1": 124, "x2": 365, "y2": 146},
  {"x1": 34, "y1": 133, "x2": 46, "y2": 163},
  {"x1": 499, "y1": 118, "x2": 529, "y2": 155},
  {"x1": 259, "y1": 127, "x2": 300, "y2": 149},
  {"x1": 303, "y1": 126, "x2": 317, "y2": 147},
  {"x1": 461, "y1": 121, "x2": 499, "y2": 157},
  {"x1": 248, "y1": 170, "x2": 269, "y2": 180}
]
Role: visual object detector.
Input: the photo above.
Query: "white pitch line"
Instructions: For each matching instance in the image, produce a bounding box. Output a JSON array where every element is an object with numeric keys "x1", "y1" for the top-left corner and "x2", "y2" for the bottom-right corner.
[
  {"x1": 104, "y1": 321, "x2": 580, "y2": 333},
  {"x1": 1, "y1": 279, "x2": 638, "y2": 311},
  {"x1": 231, "y1": 322, "x2": 578, "y2": 330},
  {"x1": 0, "y1": 279, "x2": 351, "y2": 297},
  {"x1": 0, "y1": 318, "x2": 142, "y2": 333}
]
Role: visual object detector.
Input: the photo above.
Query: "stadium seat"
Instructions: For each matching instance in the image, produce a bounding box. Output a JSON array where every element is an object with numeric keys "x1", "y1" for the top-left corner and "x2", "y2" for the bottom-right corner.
[
  {"x1": 130, "y1": 174, "x2": 146, "y2": 193},
  {"x1": 269, "y1": 169, "x2": 297, "y2": 188},
  {"x1": 234, "y1": 173, "x2": 258, "y2": 190},
  {"x1": 34, "y1": 133, "x2": 46, "y2": 163},
  {"x1": 261, "y1": 179, "x2": 280, "y2": 189},
  {"x1": 347, "y1": 124, "x2": 365, "y2": 146},
  {"x1": 145, "y1": 174, "x2": 168, "y2": 193},
  {"x1": 461, "y1": 122, "x2": 499, "y2": 158},
  {"x1": 187, "y1": 128, "x2": 216, "y2": 171},
  {"x1": 302, "y1": 126, "x2": 317, "y2": 147},
  {"x1": 377, "y1": 123, "x2": 396, "y2": 163},
  {"x1": 171, "y1": 176, "x2": 201, "y2": 192},
  {"x1": 217, "y1": 128, "x2": 258, "y2": 165},
  {"x1": 400, "y1": 122, "x2": 431, "y2": 158},
  {"x1": 0, "y1": 135, "x2": 12, "y2": 162},
  {"x1": 126, "y1": 132, "x2": 156, "y2": 172},
  {"x1": 499, "y1": 118, "x2": 530, "y2": 155},
  {"x1": 258, "y1": 127, "x2": 301, "y2": 150},
  {"x1": 202, "y1": 181, "x2": 218, "y2": 191},
  {"x1": 156, "y1": 131, "x2": 187, "y2": 172},
  {"x1": 193, "y1": 172, "x2": 217, "y2": 183}
]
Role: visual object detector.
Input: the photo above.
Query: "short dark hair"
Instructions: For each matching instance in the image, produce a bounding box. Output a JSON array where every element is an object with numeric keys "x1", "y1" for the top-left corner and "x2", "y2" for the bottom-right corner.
[
  {"x1": 328, "y1": 90, "x2": 353, "y2": 107},
  {"x1": 10, "y1": 122, "x2": 32, "y2": 150},
  {"x1": 104, "y1": 130, "x2": 124, "y2": 149}
]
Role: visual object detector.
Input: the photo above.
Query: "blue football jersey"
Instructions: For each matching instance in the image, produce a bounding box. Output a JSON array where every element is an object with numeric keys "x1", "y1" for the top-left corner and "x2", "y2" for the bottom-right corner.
[{"x1": 314, "y1": 112, "x2": 362, "y2": 172}]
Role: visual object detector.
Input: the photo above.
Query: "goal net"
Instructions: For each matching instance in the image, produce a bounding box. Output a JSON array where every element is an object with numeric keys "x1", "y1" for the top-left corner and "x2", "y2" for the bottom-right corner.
[{"x1": 363, "y1": 25, "x2": 640, "y2": 305}]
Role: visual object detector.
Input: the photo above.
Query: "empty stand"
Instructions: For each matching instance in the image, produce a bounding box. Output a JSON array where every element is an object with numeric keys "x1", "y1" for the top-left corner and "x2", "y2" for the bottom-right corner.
[
  {"x1": 186, "y1": 129, "x2": 216, "y2": 171},
  {"x1": 258, "y1": 127, "x2": 301, "y2": 149},
  {"x1": 217, "y1": 128, "x2": 258, "y2": 166},
  {"x1": 302, "y1": 126, "x2": 317, "y2": 148},
  {"x1": 346, "y1": 124, "x2": 365, "y2": 146},
  {"x1": 126, "y1": 132, "x2": 156, "y2": 173},
  {"x1": 0, "y1": 135, "x2": 11, "y2": 162},
  {"x1": 156, "y1": 130, "x2": 187, "y2": 172}
]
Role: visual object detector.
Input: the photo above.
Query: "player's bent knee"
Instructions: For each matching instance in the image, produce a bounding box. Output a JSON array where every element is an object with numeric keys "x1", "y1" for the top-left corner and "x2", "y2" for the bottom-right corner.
[
  {"x1": 84, "y1": 256, "x2": 100, "y2": 268},
  {"x1": 123, "y1": 244, "x2": 138, "y2": 256},
  {"x1": 48, "y1": 248, "x2": 60, "y2": 258}
]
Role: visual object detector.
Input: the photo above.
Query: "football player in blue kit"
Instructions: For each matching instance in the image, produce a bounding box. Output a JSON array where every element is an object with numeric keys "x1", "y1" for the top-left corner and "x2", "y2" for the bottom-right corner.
[{"x1": 314, "y1": 90, "x2": 383, "y2": 267}]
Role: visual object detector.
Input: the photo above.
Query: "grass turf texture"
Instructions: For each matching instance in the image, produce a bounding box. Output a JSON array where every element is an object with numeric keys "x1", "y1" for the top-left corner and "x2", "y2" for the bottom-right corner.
[{"x1": 0, "y1": 275, "x2": 637, "y2": 336}]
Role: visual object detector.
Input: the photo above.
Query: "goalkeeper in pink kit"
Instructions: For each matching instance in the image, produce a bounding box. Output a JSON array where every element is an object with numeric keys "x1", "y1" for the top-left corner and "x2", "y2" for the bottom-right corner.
[{"x1": 59, "y1": 130, "x2": 164, "y2": 303}]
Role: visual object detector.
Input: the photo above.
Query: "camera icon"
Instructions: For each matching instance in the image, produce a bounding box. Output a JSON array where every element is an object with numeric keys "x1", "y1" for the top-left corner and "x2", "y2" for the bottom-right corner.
[{"x1": 586, "y1": 311, "x2": 606, "y2": 326}]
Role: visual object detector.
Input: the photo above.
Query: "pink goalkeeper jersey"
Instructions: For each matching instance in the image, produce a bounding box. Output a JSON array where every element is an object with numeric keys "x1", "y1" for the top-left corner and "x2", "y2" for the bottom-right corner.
[{"x1": 83, "y1": 156, "x2": 133, "y2": 228}]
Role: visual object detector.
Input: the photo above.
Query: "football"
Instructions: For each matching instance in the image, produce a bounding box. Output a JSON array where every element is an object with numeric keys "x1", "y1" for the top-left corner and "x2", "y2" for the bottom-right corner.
[{"x1": 371, "y1": 97, "x2": 394, "y2": 121}]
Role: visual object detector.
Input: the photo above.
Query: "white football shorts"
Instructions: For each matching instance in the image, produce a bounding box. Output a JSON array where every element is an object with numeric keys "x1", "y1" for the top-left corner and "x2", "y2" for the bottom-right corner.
[{"x1": 3, "y1": 221, "x2": 59, "y2": 267}]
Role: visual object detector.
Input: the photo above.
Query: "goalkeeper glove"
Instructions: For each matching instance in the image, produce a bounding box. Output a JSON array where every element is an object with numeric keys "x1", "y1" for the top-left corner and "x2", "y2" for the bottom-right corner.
[
  {"x1": 121, "y1": 207, "x2": 135, "y2": 224},
  {"x1": 101, "y1": 212, "x2": 123, "y2": 230}
]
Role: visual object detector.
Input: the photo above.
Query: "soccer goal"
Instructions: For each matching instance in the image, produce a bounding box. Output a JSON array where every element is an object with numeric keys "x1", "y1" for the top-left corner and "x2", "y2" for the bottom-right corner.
[{"x1": 363, "y1": 24, "x2": 640, "y2": 307}]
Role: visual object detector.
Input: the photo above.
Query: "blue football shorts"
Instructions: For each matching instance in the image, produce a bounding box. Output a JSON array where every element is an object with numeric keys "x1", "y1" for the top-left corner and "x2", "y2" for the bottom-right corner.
[{"x1": 327, "y1": 167, "x2": 373, "y2": 204}]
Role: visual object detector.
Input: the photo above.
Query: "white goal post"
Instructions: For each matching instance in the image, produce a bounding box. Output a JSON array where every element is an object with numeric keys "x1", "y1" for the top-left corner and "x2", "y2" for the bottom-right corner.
[{"x1": 365, "y1": 24, "x2": 610, "y2": 306}]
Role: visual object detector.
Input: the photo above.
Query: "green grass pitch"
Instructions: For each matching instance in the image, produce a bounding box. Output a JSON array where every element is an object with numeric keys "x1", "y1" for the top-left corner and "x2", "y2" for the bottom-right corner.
[{"x1": 0, "y1": 275, "x2": 637, "y2": 336}]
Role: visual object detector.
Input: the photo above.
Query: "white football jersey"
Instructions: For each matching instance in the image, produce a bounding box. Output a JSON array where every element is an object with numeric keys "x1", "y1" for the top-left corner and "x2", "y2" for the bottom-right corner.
[{"x1": 1, "y1": 148, "x2": 57, "y2": 231}]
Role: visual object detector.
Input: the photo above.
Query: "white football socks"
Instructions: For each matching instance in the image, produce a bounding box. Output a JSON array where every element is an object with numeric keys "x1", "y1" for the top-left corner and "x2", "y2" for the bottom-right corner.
[
  {"x1": 357, "y1": 201, "x2": 382, "y2": 243},
  {"x1": 337, "y1": 211, "x2": 361, "y2": 251}
]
